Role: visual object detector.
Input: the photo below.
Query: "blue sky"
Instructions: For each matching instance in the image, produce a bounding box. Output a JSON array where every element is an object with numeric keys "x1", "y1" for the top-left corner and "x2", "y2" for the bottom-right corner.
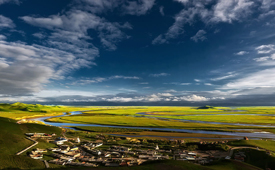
[{"x1": 1, "y1": 0, "x2": 275, "y2": 105}]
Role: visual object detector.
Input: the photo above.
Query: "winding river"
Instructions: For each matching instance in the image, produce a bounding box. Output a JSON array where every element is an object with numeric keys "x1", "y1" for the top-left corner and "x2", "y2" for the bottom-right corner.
[{"x1": 29, "y1": 111, "x2": 275, "y2": 139}]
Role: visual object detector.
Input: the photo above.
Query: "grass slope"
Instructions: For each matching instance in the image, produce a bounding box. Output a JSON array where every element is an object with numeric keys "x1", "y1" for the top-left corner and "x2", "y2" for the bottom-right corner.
[
  {"x1": 228, "y1": 140, "x2": 275, "y2": 152},
  {"x1": 0, "y1": 116, "x2": 62, "y2": 169}
]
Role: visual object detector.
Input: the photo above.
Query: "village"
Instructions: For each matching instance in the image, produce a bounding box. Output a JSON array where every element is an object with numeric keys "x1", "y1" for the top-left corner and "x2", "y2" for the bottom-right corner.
[{"x1": 20, "y1": 131, "x2": 260, "y2": 168}]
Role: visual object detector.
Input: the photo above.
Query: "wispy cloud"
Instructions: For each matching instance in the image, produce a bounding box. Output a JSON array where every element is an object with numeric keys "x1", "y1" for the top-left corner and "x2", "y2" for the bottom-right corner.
[
  {"x1": 159, "y1": 6, "x2": 164, "y2": 16},
  {"x1": 194, "y1": 79, "x2": 201, "y2": 82},
  {"x1": 77, "y1": 75, "x2": 140, "y2": 85},
  {"x1": 190, "y1": 30, "x2": 207, "y2": 42},
  {"x1": 254, "y1": 54, "x2": 275, "y2": 62},
  {"x1": 255, "y1": 44, "x2": 275, "y2": 54},
  {"x1": 234, "y1": 51, "x2": 249, "y2": 55},
  {"x1": 109, "y1": 75, "x2": 140, "y2": 79},
  {"x1": 122, "y1": 0, "x2": 155, "y2": 16},
  {"x1": 211, "y1": 72, "x2": 238, "y2": 81},
  {"x1": 0, "y1": 0, "x2": 19, "y2": 5},
  {"x1": 0, "y1": 15, "x2": 15, "y2": 29},
  {"x1": 221, "y1": 68, "x2": 275, "y2": 90},
  {"x1": 152, "y1": 0, "x2": 268, "y2": 45},
  {"x1": 164, "y1": 82, "x2": 191, "y2": 85},
  {"x1": 149, "y1": 73, "x2": 170, "y2": 77}
]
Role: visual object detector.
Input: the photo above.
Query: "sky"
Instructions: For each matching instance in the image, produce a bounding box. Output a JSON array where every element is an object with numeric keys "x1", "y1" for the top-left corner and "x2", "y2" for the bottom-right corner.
[{"x1": 0, "y1": 0, "x2": 275, "y2": 106}]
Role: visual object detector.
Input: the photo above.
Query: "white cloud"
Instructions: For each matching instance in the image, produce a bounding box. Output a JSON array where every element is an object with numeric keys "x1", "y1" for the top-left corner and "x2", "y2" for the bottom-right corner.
[
  {"x1": 159, "y1": 6, "x2": 164, "y2": 16},
  {"x1": 234, "y1": 51, "x2": 249, "y2": 55},
  {"x1": 149, "y1": 73, "x2": 170, "y2": 77},
  {"x1": 118, "y1": 88, "x2": 137, "y2": 92},
  {"x1": 211, "y1": 0, "x2": 254, "y2": 23},
  {"x1": 175, "y1": 0, "x2": 189, "y2": 4},
  {"x1": 253, "y1": 53, "x2": 275, "y2": 65},
  {"x1": 152, "y1": 7, "x2": 201, "y2": 44},
  {"x1": 204, "y1": 83, "x2": 213, "y2": 86},
  {"x1": 0, "y1": 39, "x2": 96, "y2": 95},
  {"x1": 194, "y1": 79, "x2": 201, "y2": 82},
  {"x1": 180, "y1": 94, "x2": 209, "y2": 102},
  {"x1": 211, "y1": 73, "x2": 238, "y2": 81},
  {"x1": 21, "y1": 9, "x2": 130, "y2": 51},
  {"x1": 221, "y1": 68, "x2": 275, "y2": 90},
  {"x1": 32, "y1": 32, "x2": 46, "y2": 39},
  {"x1": 157, "y1": 93, "x2": 173, "y2": 97},
  {"x1": 0, "y1": 15, "x2": 15, "y2": 29},
  {"x1": 180, "y1": 83, "x2": 191, "y2": 85},
  {"x1": 255, "y1": 44, "x2": 275, "y2": 54},
  {"x1": 164, "y1": 82, "x2": 191, "y2": 85},
  {"x1": 0, "y1": 34, "x2": 6, "y2": 40},
  {"x1": 76, "y1": 75, "x2": 140, "y2": 85},
  {"x1": 190, "y1": 30, "x2": 207, "y2": 42},
  {"x1": 164, "y1": 89, "x2": 177, "y2": 93},
  {"x1": 21, "y1": 16, "x2": 63, "y2": 29},
  {"x1": 0, "y1": 0, "x2": 19, "y2": 5},
  {"x1": 122, "y1": 0, "x2": 155, "y2": 16},
  {"x1": 73, "y1": 0, "x2": 155, "y2": 16},
  {"x1": 109, "y1": 75, "x2": 140, "y2": 79},
  {"x1": 254, "y1": 56, "x2": 271, "y2": 62},
  {"x1": 152, "y1": 0, "x2": 258, "y2": 44}
]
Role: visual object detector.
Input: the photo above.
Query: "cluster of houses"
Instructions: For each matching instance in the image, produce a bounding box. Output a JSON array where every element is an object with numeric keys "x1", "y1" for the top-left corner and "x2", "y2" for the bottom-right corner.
[
  {"x1": 29, "y1": 148, "x2": 47, "y2": 159},
  {"x1": 24, "y1": 132, "x2": 245, "y2": 168},
  {"x1": 25, "y1": 132, "x2": 55, "y2": 138},
  {"x1": 47, "y1": 141, "x2": 171, "y2": 167},
  {"x1": 233, "y1": 151, "x2": 246, "y2": 162}
]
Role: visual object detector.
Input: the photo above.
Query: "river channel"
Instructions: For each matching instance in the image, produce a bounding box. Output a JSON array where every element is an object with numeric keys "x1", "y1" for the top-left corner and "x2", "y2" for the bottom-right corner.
[{"x1": 29, "y1": 111, "x2": 275, "y2": 139}]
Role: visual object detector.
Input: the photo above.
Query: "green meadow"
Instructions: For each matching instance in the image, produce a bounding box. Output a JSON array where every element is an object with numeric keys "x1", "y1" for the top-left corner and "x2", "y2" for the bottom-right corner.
[
  {"x1": 0, "y1": 102, "x2": 90, "y2": 119},
  {"x1": 0, "y1": 103, "x2": 275, "y2": 170},
  {"x1": 47, "y1": 114, "x2": 259, "y2": 131},
  {"x1": 155, "y1": 115, "x2": 275, "y2": 124}
]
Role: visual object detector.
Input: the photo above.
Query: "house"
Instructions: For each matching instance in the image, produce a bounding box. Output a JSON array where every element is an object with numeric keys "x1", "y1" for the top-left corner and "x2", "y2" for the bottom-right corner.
[
  {"x1": 65, "y1": 152, "x2": 81, "y2": 158},
  {"x1": 155, "y1": 145, "x2": 159, "y2": 150},
  {"x1": 60, "y1": 156, "x2": 74, "y2": 162},
  {"x1": 55, "y1": 141, "x2": 64, "y2": 145},
  {"x1": 91, "y1": 150, "x2": 101, "y2": 155},
  {"x1": 186, "y1": 156, "x2": 196, "y2": 161},
  {"x1": 34, "y1": 148, "x2": 47, "y2": 153},
  {"x1": 188, "y1": 152, "x2": 197, "y2": 156},
  {"x1": 50, "y1": 148, "x2": 61, "y2": 152},
  {"x1": 70, "y1": 146, "x2": 79, "y2": 151},
  {"x1": 76, "y1": 137, "x2": 80, "y2": 143},
  {"x1": 29, "y1": 151, "x2": 43, "y2": 159},
  {"x1": 60, "y1": 145, "x2": 70, "y2": 153}
]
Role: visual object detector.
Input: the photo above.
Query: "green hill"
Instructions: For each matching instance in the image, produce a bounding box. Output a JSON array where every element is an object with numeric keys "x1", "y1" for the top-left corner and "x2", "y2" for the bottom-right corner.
[{"x1": 0, "y1": 116, "x2": 62, "y2": 169}]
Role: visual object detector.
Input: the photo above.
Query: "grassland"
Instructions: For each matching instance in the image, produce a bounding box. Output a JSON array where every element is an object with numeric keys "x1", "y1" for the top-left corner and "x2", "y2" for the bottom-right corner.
[
  {"x1": 47, "y1": 114, "x2": 261, "y2": 131},
  {"x1": 72, "y1": 126, "x2": 236, "y2": 139},
  {"x1": 228, "y1": 140, "x2": 275, "y2": 152},
  {"x1": 81, "y1": 106, "x2": 234, "y2": 115},
  {"x1": 0, "y1": 103, "x2": 274, "y2": 170},
  {"x1": 0, "y1": 102, "x2": 90, "y2": 119},
  {"x1": 155, "y1": 115, "x2": 275, "y2": 125}
]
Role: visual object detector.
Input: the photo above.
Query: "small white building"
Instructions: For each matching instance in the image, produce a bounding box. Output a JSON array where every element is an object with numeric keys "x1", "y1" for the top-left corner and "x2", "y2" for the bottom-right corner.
[
  {"x1": 76, "y1": 137, "x2": 80, "y2": 143},
  {"x1": 155, "y1": 144, "x2": 159, "y2": 150}
]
